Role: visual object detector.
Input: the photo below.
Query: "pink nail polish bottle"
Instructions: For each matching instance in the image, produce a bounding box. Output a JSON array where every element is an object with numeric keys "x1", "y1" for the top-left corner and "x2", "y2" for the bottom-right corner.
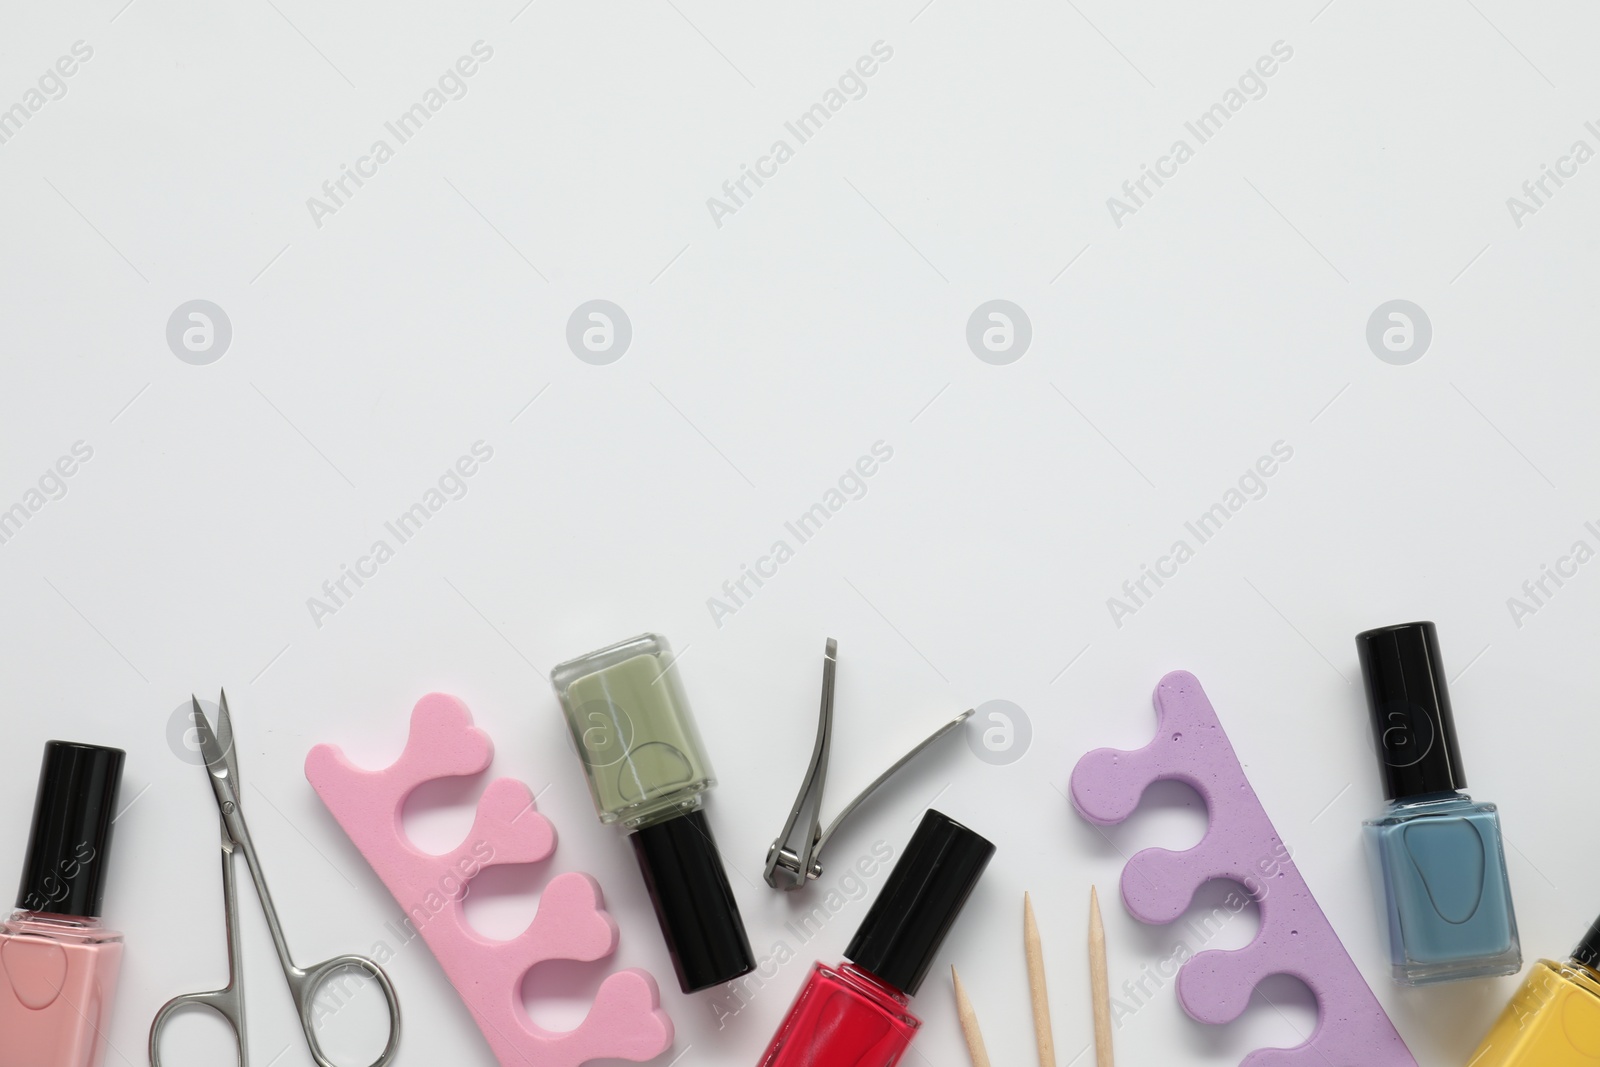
[{"x1": 0, "y1": 741, "x2": 126, "y2": 1067}]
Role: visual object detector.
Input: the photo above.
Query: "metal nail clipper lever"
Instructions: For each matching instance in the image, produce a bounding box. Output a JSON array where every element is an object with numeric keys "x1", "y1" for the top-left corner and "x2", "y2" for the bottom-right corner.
[{"x1": 764, "y1": 638, "x2": 973, "y2": 891}]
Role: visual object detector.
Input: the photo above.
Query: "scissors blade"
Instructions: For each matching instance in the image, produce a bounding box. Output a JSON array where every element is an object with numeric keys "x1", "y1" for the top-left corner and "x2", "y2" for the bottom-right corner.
[{"x1": 192, "y1": 693, "x2": 242, "y2": 823}]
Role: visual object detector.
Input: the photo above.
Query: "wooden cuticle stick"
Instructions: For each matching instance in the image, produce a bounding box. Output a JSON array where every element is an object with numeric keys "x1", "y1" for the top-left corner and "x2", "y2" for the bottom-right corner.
[
  {"x1": 1089, "y1": 886, "x2": 1114, "y2": 1067},
  {"x1": 1024, "y1": 892, "x2": 1056, "y2": 1067},
  {"x1": 951, "y1": 965, "x2": 992, "y2": 1067}
]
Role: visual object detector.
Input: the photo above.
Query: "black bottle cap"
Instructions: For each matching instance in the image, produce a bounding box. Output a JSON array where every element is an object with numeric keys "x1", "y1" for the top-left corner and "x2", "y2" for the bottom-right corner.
[
  {"x1": 16, "y1": 741, "x2": 125, "y2": 918},
  {"x1": 1355, "y1": 621, "x2": 1468, "y2": 802},
  {"x1": 1574, "y1": 913, "x2": 1600, "y2": 970},
  {"x1": 629, "y1": 808, "x2": 755, "y2": 993},
  {"x1": 845, "y1": 809, "x2": 995, "y2": 997}
]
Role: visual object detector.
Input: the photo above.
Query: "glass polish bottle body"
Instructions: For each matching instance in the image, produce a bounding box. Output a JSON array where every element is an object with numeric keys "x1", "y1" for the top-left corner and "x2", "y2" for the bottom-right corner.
[
  {"x1": 757, "y1": 962, "x2": 920, "y2": 1067},
  {"x1": 1363, "y1": 791, "x2": 1519, "y2": 985},
  {"x1": 0, "y1": 912, "x2": 124, "y2": 1067},
  {"x1": 1469, "y1": 959, "x2": 1600, "y2": 1065},
  {"x1": 552, "y1": 632, "x2": 715, "y2": 829}
]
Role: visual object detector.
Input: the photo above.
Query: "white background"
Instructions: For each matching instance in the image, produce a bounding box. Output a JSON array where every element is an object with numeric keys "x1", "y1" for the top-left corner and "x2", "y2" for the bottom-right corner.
[{"x1": 1, "y1": 1, "x2": 1595, "y2": 1065}]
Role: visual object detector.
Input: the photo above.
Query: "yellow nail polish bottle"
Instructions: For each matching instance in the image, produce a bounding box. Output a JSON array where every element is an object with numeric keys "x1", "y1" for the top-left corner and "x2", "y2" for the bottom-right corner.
[{"x1": 1470, "y1": 916, "x2": 1600, "y2": 1065}]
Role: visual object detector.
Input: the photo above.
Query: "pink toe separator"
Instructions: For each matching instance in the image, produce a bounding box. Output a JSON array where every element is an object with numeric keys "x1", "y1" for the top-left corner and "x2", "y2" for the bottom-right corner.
[
  {"x1": 305, "y1": 692, "x2": 674, "y2": 1067},
  {"x1": 1069, "y1": 671, "x2": 1416, "y2": 1067}
]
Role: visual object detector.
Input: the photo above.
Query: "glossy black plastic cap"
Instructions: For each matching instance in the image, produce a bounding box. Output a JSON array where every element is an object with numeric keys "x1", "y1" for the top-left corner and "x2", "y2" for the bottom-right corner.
[
  {"x1": 1355, "y1": 621, "x2": 1468, "y2": 802},
  {"x1": 845, "y1": 809, "x2": 995, "y2": 996},
  {"x1": 629, "y1": 809, "x2": 755, "y2": 993},
  {"x1": 16, "y1": 741, "x2": 125, "y2": 917},
  {"x1": 1573, "y1": 912, "x2": 1600, "y2": 971}
]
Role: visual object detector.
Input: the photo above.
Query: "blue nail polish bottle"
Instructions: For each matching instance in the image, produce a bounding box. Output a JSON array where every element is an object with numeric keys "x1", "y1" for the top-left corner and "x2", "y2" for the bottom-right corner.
[{"x1": 1357, "y1": 621, "x2": 1521, "y2": 986}]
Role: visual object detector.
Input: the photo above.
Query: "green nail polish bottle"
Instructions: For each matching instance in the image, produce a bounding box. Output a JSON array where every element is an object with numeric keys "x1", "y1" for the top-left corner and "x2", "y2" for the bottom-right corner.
[{"x1": 551, "y1": 633, "x2": 754, "y2": 992}]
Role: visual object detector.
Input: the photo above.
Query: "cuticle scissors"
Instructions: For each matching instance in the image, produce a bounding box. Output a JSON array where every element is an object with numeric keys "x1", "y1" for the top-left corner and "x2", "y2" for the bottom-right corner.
[{"x1": 149, "y1": 691, "x2": 401, "y2": 1067}]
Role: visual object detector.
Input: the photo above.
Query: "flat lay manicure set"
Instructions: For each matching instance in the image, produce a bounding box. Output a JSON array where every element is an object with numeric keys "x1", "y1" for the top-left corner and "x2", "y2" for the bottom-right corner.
[{"x1": 0, "y1": 621, "x2": 1585, "y2": 1065}]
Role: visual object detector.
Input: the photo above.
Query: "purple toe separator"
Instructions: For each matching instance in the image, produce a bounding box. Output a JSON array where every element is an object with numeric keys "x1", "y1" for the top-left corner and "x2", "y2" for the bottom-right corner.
[{"x1": 1069, "y1": 671, "x2": 1417, "y2": 1067}]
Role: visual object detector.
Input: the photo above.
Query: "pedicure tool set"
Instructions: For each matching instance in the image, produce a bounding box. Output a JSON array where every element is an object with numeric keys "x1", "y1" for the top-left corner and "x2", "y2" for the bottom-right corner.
[{"x1": 0, "y1": 620, "x2": 1581, "y2": 1066}]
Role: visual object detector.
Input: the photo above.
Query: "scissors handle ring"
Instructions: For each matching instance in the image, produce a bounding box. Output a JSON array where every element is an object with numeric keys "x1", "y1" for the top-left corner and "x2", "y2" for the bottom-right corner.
[
  {"x1": 149, "y1": 988, "x2": 247, "y2": 1067},
  {"x1": 289, "y1": 954, "x2": 402, "y2": 1067}
]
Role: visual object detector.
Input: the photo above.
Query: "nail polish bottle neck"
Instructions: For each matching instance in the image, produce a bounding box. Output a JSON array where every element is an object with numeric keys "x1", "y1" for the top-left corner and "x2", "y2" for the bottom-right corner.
[
  {"x1": 621, "y1": 789, "x2": 708, "y2": 833},
  {"x1": 4, "y1": 909, "x2": 123, "y2": 944},
  {"x1": 1388, "y1": 789, "x2": 1470, "y2": 812},
  {"x1": 833, "y1": 961, "x2": 911, "y2": 1007},
  {"x1": 1569, "y1": 957, "x2": 1600, "y2": 984}
]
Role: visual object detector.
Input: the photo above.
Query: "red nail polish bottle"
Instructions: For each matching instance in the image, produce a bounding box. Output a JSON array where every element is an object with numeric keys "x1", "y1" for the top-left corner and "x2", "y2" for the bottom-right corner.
[{"x1": 757, "y1": 810, "x2": 995, "y2": 1067}]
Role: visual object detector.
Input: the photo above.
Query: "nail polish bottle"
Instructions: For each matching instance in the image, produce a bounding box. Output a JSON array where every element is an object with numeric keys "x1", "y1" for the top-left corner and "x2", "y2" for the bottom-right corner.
[
  {"x1": 757, "y1": 809, "x2": 995, "y2": 1067},
  {"x1": 551, "y1": 632, "x2": 755, "y2": 993},
  {"x1": 1356, "y1": 621, "x2": 1520, "y2": 986},
  {"x1": 0, "y1": 741, "x2": 126, "y2": 1067},
  {"x1": 1470, "y1": 912, "x2": 1600, "y2": 1065}
]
